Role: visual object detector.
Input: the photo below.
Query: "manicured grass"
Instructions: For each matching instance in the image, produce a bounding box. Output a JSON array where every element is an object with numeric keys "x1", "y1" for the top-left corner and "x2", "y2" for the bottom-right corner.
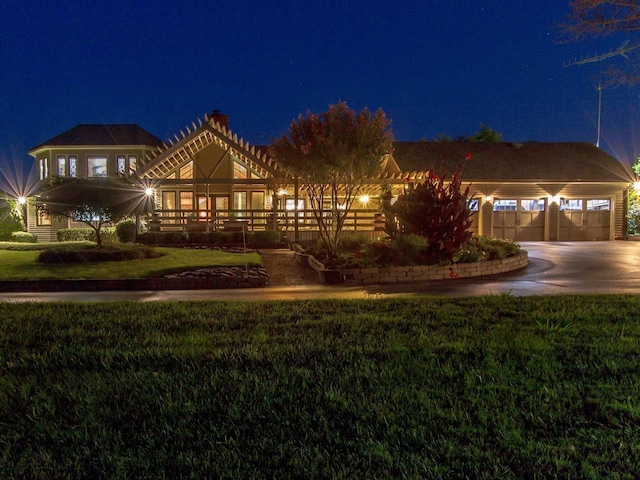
[
  {"x1": 0, "y1": 245, "x2": 262, "y2": 280},
  {"x1": 1, "y1": 296, "x2": 639, "y2": 478}
]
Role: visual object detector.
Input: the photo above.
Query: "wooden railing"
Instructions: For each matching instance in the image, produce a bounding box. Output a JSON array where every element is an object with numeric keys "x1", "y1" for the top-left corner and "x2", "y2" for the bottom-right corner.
[{"x1": 142, "y1": 208, "x2": 387, "y2": 243}]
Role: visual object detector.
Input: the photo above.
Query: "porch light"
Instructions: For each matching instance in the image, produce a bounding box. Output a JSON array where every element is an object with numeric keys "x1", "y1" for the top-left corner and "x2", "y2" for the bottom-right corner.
[
  {"x1": 634, "y1": 182, "x2": 640, "y2": 193},
  {"x1": 144, "y1": 187, "x2": 154, "y2": 196},
  {"x1": 484, "y1": 195, "x2": 492, "y2": 203},
  {"x1": 277, "y1": 188, "x2": 288, "y2": 196},
  {"x1": 17, "y1": 196, "x2": 26, "y2": 205},
  {"x1": 359, "y1": 194, "x2": 370, "y2": 204}
]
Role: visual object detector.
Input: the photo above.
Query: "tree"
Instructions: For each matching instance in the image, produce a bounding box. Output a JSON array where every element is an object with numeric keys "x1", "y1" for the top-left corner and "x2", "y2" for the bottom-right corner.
[
  {"x1": 384, "y1": 167, "x2": 474, "y2": 263},
  {"x1": 36, "y1": 176, "x2": 153, "y2": 246},
  {"x1": 0, "y1": 198, "x2": 25, "y2": 240},
  {"x1": 560, "y1": 1, "x2": 640, "y2": 85},
  {"x1": 270, "y1": 101, "x2": 394, "y2": 259},
  {"x1": 434, "y1": 124, "x2": 502, "y2": 142}
]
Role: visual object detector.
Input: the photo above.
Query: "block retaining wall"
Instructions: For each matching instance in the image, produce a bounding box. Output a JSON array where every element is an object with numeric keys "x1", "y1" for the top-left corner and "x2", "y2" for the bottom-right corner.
[{"x1": 304, "y1": 251, "x2": 529, "y2": 285}]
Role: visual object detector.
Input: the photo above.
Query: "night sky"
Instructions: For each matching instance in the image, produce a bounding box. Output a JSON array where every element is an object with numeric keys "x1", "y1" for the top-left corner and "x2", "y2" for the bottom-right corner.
[{"x1": 2, "y1": 0, "x2": 640, "y2": 179}]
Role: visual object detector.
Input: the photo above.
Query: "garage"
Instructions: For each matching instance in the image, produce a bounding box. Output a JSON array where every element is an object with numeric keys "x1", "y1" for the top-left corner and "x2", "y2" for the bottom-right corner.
[
  {"x1": 492, "y1": 199, "x2": 546, "y2": 241},
  {"x1": 558, "y1": 198, "x2": 611, "y2": 241}
]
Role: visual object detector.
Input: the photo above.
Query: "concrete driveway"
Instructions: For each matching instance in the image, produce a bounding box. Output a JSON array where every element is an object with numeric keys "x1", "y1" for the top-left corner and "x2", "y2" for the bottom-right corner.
[{"x1": 2, "y1": 242, "x2": 640, "y2": 302}]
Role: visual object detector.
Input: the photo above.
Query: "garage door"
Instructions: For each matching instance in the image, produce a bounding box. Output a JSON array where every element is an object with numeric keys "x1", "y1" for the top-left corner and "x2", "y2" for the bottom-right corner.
[
  {"x1": 559, "y1": 199, "x2": 611, "y2": 241},
  {"x1": 492, "y1": 199, "x2": 545, "y2": 241}
]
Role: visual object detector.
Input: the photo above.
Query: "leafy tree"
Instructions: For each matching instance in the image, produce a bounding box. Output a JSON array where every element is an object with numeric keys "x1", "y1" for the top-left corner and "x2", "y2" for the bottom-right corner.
[
  {"x1": 434, "y1": 124, "x2": 502, "y2": 142},
  {"x1": 270, "y1": 101, "x2": 394, "y2": 259},
  {"x1": 385, "y1": 167, "x2": 474, "y2": 263},
  {"x1": 560, "y1": 1, "x2": 640, "y2": 86},
  {"x1": 0, "y1": 198, "x2": 25, "y2": 240},
  {"x1": 36, "y1": 176, "x2": 153, "y2": 247}
]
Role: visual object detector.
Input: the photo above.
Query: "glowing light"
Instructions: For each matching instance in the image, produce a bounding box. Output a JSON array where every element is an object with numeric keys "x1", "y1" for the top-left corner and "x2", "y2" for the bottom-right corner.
[
  {"x1": 17, "y1": 196, "x2": 26, "y2": 205},
  {"x1": 359, "y1": 194, "x2": 370, "y2": 204},
  {"x1": 485, "y1": 195, "x2": 492, "y2": 203},
  {"x1": 550, "y1": 195, "x2": 561, "y2": 204},
  {"x1": 634, "y1": 182, "x2": 640, "y2": 193},
  {"x1": 144, "y1": 187, "x2": 154, "y2": 196},
  {"x1": 277, "y1": 188, "x2": 288, "y2": 196}
]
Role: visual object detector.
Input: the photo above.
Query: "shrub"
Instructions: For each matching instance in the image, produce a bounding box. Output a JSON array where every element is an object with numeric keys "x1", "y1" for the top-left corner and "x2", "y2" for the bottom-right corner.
[
  {"x1": 57, "y1": 227, "x2": 118, "y2": 244},
  {"x1": 339, "y1": 232, "x2": 371, "y2": 251},
  {"x1": 385, "y1": 167, "x2": 474, "y2": 262},
  {"x1": 116, "y1": 219, "x2": 137, "y2": 243},
  {"x1": 9, "y1": 231, "x2": 37, "y2": 243},
  {"x1": 37, "y1": 244, "x2": 160, "y2": 264},
  {"x1": 456, "y1": 235, "x2": 520, "y2": 262}
]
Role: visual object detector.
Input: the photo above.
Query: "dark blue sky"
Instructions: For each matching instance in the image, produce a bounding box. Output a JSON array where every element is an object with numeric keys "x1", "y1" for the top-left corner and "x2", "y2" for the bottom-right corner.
[{"x1": 2, "y1": 0, "x2": 640, "y2": 176}]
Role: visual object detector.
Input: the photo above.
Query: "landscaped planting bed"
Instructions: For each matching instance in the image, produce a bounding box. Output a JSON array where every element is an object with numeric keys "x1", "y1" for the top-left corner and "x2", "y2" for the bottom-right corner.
[{"x1": 1, "y1": 296, "x2": 639, "y2": 478}]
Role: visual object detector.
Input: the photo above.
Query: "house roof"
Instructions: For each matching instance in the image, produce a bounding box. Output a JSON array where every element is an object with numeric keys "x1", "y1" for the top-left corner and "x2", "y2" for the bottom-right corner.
[
  {"x1": 29, "y1": 124, "x2": 163, "y2": 153},
  {"x1": 392, "y1": 141, "x2": 634, "y2": 183}
]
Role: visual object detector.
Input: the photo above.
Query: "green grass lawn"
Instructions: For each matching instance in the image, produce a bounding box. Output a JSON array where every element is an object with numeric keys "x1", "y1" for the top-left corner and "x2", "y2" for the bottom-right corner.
[
  {"x1": 1, "y1": 296, "x2": 639, "y2": 478},
  {"x1": 0, "y1": 243, "x2": 262, "y2": 280}
]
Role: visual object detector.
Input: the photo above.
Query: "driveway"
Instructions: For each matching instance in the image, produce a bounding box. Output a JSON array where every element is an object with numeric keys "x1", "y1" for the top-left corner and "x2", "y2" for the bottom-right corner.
[{"x1": 2, "y1": 242, "x2": 640, "y2": 302}]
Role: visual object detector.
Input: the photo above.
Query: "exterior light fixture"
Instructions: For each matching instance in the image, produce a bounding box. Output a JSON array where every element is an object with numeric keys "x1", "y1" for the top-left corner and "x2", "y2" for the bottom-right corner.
[
  {"x1": 359, "y1": 194, "x2": 370, "y2": 204},
  {"x1": 17, "y1": 196, "x2": 26, "y2": 205},
  {"x1": 550, "y1": 195, "x2": 561, "y2": 204},
  {"x1": 145, "y1": 187, "x2": 154, "y2": 196},
  {"x1": 485, "y1": 195, "x2": 492, "y2": 203},
  {"x1": 277, "y1": 188, "x2": 288, "y2": 196},
  {"x1": 634, "y1": 182, "x2": 640, "y2": 193}
]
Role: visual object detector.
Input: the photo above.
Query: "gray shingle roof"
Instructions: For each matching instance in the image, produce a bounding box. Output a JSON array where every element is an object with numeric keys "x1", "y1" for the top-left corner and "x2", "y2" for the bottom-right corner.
[
  {"x1": 392, "y1": 141, "x2": 633, "y2": 183},
  {"x1": 30, "y1": 124, "x2": 163, "y2": 151}
]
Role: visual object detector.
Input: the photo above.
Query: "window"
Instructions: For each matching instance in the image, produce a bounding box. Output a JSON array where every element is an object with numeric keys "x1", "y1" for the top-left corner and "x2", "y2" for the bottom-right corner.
[
  {"x1": 162, "y1": 191, "x2": 176, "y2": 211},
  {"x1": 560, "y1": 199, "x2": 583, "y2": 211},
  {"x1": 117, "y1": 156, "x2": 126, "y2": 175},
  {"x1": 179, "y1": 161, "x2": 193, "y2": 179},
  {"x1": 36, "y1": 209, "x2": 52, "y2": 226},
  {"x1": 521, "y1": 199, "x2": 545, "y2": 211},
  {"x1": 128, "y1": 156, "x2": 137, "y2": 174},
  {"x1": 88, "y1": 156, "x2": 107, "y2": 177},
  {"x1": 467, "y1": 198, "x2": 479, "y2": 212},
  {"x1": 251, "y1": 191, "x2": 265, "y2": 210},
  {"x1": 215, "y1": 196, "x2": 229, "y2": 217},
  {"x1": 234, "y1": 191, "x2": 247, "y2": 211},
  {"x1": 493, "y1": 199, "x2": 517, "y2": 211},
  {"x1": 39, "y1": 158, "x2": 48, "y2": 180},
  {"x1": 587, "y1": 199, "x2": 610, "y2": 211},
  {"x1": 197, "y1": 195, "x2": 211, "y2": 218},
  {"x1": 233, "y1": 162, "x2": 247, "y2": 179},
  {"x1": 69, "y1": 156, "x2": 77, "y2": 177},
  {"x1": 57, "y1": 156, "x2": 66, "y2": 176},
  {"x1": 179, "y1": 191, "x2": 193, "y2": 210}
]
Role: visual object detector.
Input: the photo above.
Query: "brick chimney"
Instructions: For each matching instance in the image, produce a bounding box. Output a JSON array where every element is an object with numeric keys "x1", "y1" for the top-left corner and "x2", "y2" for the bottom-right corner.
[{"x1": 209, "y1": 110, "x2": 229, "y2": 129}]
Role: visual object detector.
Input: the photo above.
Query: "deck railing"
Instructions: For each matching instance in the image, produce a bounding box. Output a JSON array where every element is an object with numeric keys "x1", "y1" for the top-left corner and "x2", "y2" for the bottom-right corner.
[{"x1": 142, "y1": 208, "x2": 387, "y2": 243}]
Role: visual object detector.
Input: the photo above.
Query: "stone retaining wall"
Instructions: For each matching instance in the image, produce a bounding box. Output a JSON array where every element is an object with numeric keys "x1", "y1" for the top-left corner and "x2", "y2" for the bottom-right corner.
[{"x1": 304, "y1": 251, "x2": 529, "y2": 285}]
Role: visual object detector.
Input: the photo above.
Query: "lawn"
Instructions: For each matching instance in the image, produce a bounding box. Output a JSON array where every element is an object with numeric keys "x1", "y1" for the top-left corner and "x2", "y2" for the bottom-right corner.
[
  {"x1": 1, "y1": 296, "x2": 639, "y2": 478},
  {"x1": 0, "y1": 242, "x2": 262, "y2": 280}
]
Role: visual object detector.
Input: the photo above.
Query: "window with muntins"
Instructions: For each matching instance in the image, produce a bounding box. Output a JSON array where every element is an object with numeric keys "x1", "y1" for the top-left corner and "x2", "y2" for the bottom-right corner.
[
  {"x1": 69, "y1": 156, "x2": 77, "y2": 177},
  {"x1": 36, "y1": 210, "x2": 52, "y2": 226},
  {"x1": 587, "y1": 199, "x2": 610, "y2": 211},
  {"x1": 39, "y1": 158, "x2": 48, "y2": 180},
  {"x1": 117, "y1": 156, "x2": 126, "y2": 175}
]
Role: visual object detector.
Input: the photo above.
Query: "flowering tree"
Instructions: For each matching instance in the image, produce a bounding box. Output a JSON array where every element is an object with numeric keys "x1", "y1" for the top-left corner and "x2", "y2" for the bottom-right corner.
[
  {"x1": 36, "y1": 176, "x2": 152, "y2": 247},
  {"x1": 270, "y1": 101, "x2": 394, "y2": 259},
  {"x1": 560, "y1": 1, "x2": 640, "y2": 85}
]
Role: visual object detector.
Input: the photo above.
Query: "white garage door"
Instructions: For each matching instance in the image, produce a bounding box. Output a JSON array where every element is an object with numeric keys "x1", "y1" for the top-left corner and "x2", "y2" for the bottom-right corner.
[
  {"x1": 492, "y1": 199, "x2": 546, "y2": 241},
  {"x1": 559, "y1": 199, "x2": 611, "y2": 241}
]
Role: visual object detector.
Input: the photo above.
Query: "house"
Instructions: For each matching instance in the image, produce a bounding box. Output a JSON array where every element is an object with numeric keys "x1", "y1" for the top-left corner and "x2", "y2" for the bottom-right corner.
[{"x1": 25, "y1": 112, "x2": 635, "y2": 243}]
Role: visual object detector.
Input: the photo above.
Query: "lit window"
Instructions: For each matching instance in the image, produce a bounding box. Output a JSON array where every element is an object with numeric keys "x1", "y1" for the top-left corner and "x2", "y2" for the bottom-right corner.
[
  {"x1": 251, "y1": 191, "x2": 265, "y2": 210},
  {"x1": 179, "y1": 161, "x2": 193, "y2": 179},
  {"x1": 129, "y1": 156, "x2": 137, "y2": 174},
  {"x1": 234, "y1": 191, "x2": 247, "y2": 210},
  {"x1": 117, "y1": 156, "x2": 126, "y2": 174},
  {"x1": 39, "y1": 158, "x2": 48, "y2": 180},
  {"x1": 521, "y1": 199, "x2": 545, "y2": 211},
  {"x1": 179, "y1": 191, "x2": 193, "y2": 210},
  {"x1": 233, "y1": 162, "x2": 247, "y2": 179},
  {"x1": 88, "y1": 156, "x2": 107, "y2": 177},
  {"x1": 69, "y1": 156, "x2": 77, "y2": 177},
  {"x1": 560, "y1": 199, "x2": 583, "y2": 211},
  {"x1": 37, "y1": 209, "x2": 52, "y2": 226},
  {"x1": 587, "y1": 199, "x2": 610, "y2": 211},
  {"x1": 57, "y1": 156, "x2": 66, "y2": 176},
  {"x1": 493, "y1": 199, "x2": 517, "y2": 211},
  {"x1": 467, "y1": 198, "x2": 479, "y2": 212}
]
